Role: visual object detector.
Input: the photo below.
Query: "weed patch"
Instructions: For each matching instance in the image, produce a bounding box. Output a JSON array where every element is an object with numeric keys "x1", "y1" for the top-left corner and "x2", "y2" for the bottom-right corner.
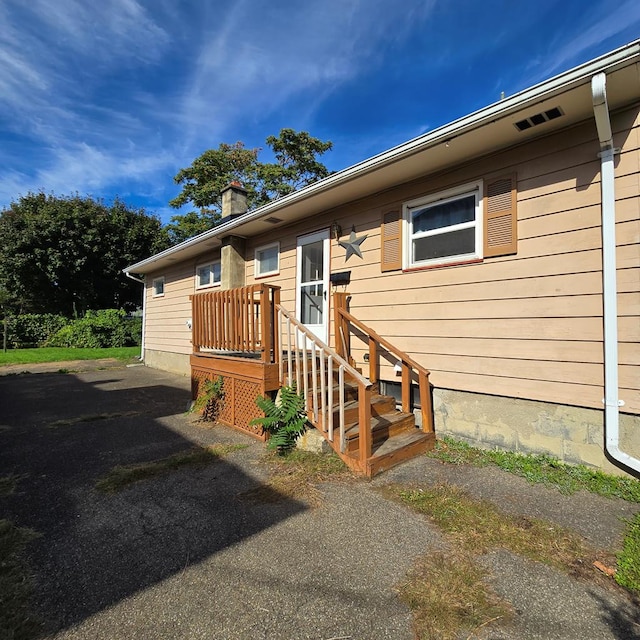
[
  {"x1": 394, "y1": 483, "x2": 602, "y2": 576},
  {"x1": 428, "y1": 437, "x2": 640, "y2": 502},
  {"x1": 0, "y1": 519, "x2": 41, "y2": 640},
  {"x1": 0, "y1": 475, "x2": 24, "y2": 497},
  {"x1": 398, "y1": 550, "x2": 512, "y2": 640},
  {"x1": 96, "y1": 444, "x2": 247, "y2": 493},
  {"x1": 239, "y1": 450, "x2": 352, "y2": 506},
  {"x1": 386, "y1": 481, "x2": 621, "y2": 639},
  {"x1": 616, "y1": 512, "x2": 640, "y2": 595}
]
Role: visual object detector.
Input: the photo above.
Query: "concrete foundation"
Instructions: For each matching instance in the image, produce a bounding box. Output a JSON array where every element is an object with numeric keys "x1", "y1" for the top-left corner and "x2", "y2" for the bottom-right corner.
[
  {"x1": 144, "y1": 349, "x2": 190, "y2": 377},
  {"x1": 431, "y1": 387, "x2": 640, "y2": 478}
]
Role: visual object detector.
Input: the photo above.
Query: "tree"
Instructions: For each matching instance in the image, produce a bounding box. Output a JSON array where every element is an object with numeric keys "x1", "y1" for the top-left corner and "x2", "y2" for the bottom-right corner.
[
  {"x1": 0, "y1": 193, "x2": 170, "y2": 316},
  {"x1": 166, "y1": 129, "x2": 332, "y2": 244}
]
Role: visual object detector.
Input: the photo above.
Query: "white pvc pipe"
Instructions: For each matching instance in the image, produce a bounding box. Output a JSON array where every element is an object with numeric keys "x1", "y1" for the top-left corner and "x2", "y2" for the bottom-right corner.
[
  {"x1": 592, "y1": 73, "x2": 640, "y2": 474},
  {"x1": 125, "y1": 272, "x2": 146, "y2": 362}
]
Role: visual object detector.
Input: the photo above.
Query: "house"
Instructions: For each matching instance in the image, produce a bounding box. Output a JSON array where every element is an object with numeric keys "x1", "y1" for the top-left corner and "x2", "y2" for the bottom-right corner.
[{"x1": 125, "y1": 41, "x2": 640, "y2": 478}]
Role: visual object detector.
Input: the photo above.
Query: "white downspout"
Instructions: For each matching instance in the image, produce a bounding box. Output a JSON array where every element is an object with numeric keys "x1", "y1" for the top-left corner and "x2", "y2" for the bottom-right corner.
[
  {"x1": 125, "y1": 272, "x2": 146, "y2": 362},
  {"x1": 591, "y1": 73, "x2": 640, "y2": 474}
]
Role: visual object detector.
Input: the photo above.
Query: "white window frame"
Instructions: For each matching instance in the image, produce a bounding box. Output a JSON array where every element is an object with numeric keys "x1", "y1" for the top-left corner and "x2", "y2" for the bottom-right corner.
[
  {"x1": 152, "y1": 276, "x2": 165, "y2": 297},
  {"x1": 195, "y1": 261, "x2": 221, "y2": 290},
  {"x1": 403, "y1": 181, "x2": 483, "y2": 269},
  {"x1": 254, "y1": 241, "x2": 280, "y2": 278}
]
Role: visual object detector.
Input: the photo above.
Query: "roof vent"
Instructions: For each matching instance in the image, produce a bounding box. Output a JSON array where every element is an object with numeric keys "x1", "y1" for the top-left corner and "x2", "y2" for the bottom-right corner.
[
  {"x1": 264, "y1": 217, "x2": 283, "y2": 224},
  {"x1": 514, "y1": 107, "x2": 563, "y2": 132}
]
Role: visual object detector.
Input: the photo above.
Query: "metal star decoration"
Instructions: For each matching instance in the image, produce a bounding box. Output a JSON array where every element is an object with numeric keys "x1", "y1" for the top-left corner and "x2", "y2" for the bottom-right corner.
[{"x1": 338, "y1": 229, "x2": 367, "y2": 261}]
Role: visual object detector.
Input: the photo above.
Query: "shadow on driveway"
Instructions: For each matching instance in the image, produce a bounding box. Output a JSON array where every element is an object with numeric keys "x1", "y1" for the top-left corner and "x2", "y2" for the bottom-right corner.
[{"x1": 0, "y1": 366, "x2": 306, "y2": 636}]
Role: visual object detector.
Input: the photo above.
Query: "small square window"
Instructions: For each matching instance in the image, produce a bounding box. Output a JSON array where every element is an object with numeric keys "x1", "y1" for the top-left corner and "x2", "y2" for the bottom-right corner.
[
  {"x1": 196, "y1": 261, "x2": 221, "y2": 289},
  {"x1": 255, "y1": 242, "x2": 280, "y2": 278},
  {"x1": 404, "y1": 182, "x2": 483, "y2": 269},
  {"x1": 152, "y1": 277, "x2": 165, "y2": 297}
]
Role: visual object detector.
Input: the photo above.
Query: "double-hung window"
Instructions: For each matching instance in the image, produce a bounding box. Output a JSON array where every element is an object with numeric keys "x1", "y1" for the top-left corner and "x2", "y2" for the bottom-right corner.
[
  {"x1": 254, "y1": 242, "x2": 280, "y2": 278},
  {"x1": 404, "y1": 181, "x2": 482, "y2": 268},
  {"x1": 195, "y1": 261, "x2": 221, "y2": 289}
]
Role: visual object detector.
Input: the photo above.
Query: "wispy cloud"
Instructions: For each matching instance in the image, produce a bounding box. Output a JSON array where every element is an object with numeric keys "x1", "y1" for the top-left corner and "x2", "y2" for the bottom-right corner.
[
  {"x1": 517, "y1": 0, "x2": 640, "y2": 88},
  {"x1": 178, "y1": 0, "x2": 439, "y2": 147},
  {"x1": 0, "y1": 0, "x2": 637, "y2": 222},
  {"x1": 549, "y1": 0, "x2": 640, "y2": 72}
]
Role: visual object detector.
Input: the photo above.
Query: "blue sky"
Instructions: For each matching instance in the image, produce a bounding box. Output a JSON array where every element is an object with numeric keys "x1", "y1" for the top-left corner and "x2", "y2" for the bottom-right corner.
[{"x1": 1, "y1": 0, "x2": 639, "y2": 224}]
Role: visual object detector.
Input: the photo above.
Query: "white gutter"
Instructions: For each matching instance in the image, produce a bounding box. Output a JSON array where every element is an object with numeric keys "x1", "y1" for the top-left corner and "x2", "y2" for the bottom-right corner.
[
  {"x1": 591, "y1": 73, "x2": 640, "y2": 474},
  {"x1": 125, "y1": 272, "x2": 146, "y2": 362}
]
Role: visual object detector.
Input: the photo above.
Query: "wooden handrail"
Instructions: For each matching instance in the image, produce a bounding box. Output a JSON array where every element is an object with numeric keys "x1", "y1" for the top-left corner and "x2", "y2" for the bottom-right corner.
[
  {"x1": 335, "y1": 303, "x2": 434, "y2": 435},
  {"x1": 276, "y1": 304, "x2": 373, "y2": 466},
  {"x1": 276, "y1": 304, "x2": 371, "y2": 389},
  {"x1": 337, "y1": 307, "x2": 431, "y2": 379}
]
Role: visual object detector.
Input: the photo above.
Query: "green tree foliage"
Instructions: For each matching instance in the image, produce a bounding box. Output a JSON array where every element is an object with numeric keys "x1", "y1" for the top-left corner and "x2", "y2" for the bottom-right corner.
[
  {"x1": 166, "y1": 129, "x2": 332, "y2": 244},
  {"x1": 0, "y1": 193, "x2": 169, "y2": 316}
]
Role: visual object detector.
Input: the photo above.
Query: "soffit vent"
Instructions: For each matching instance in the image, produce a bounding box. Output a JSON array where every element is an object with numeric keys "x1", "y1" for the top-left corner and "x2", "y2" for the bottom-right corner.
[
  {"x1": 264, "y1": 216, "x2": 283, "y2": 224},
  {"x1": 514, "y1": 106, "x2": 563, "y2": 132}
]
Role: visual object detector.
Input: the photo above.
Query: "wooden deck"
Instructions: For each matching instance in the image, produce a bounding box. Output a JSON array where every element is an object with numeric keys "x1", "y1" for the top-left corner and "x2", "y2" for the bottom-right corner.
[{"x1": 190, "y1": 285, "x2": 435, "y2": 476}]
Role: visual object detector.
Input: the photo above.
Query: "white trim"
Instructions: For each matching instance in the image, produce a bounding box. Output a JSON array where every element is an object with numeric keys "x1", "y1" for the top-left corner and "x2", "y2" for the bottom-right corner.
[
  {"x1": 195, "y1": 260, "x2": 221, "y2": 290},
  {"x1": 152, "y1": 276, "x2": 165, "y2": 297},
  {"x1": 296, "y1": 229, "x2": 330, "y2": 343},
  {"x1": 403, "y1": 181, "x2": 483, "y2": 269},
  {"x1": 254, "y1": 241, "x2": 280, "y2": 278}
]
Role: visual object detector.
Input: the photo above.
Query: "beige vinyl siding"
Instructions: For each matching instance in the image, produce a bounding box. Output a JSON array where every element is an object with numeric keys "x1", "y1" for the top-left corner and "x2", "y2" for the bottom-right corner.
[
  {"x1": 244, "y1": 103, "x2": 640, "y2": 414},
  {"x1": 145, "y1": 251, "x2": 221, "y2": 355}
]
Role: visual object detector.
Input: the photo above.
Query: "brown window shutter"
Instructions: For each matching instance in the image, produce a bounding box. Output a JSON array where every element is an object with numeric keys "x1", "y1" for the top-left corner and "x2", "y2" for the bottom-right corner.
[
  {"x1": 381, "y1": 210, "x2": 402, "y2": 271},
  {"x1": 484, "y1": 174, "x2": 517, "y2": 257}
]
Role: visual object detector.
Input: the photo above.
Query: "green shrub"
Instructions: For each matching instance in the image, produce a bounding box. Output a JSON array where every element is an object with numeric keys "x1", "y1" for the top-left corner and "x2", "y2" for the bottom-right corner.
[
  {"x1": 191, "y1": 376, "x2": 225, "y2": 423},
  {"x1": 7, "y1": 314, "x2": 67, "y2": 348},
  {"x1": 45, "y1": 309, "x2": 140, "y2": 348},
  {"x1": 251, "y1": 385, "x2": 308, "y2": 453}
]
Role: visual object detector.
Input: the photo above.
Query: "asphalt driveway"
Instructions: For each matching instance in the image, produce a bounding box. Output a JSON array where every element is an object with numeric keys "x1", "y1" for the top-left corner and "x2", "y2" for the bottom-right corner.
[{"x1": 1, "y1": 363, "x2": 638, "y2": 639}]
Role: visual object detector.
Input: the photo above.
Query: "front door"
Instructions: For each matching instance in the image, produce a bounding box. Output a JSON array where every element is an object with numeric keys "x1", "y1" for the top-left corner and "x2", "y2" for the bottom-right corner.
[{"x1": 296, "y1": 229, "x2": 330, "y2": 343}]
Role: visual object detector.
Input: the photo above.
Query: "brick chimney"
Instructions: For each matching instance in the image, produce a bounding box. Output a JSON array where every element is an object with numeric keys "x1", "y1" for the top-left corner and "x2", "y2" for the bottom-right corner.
[{"x1": 220, "y1": 181, "x2": 248, "y2": 221}]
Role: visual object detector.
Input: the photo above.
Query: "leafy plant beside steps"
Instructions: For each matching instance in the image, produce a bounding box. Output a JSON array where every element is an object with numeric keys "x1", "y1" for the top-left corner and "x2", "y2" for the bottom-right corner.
[
  {"x1": 251, "y1": 385, "x2": 308, "y2": 453},
  {"x1": 192, "y1": 376, "x2": 225, "y2": 423}
]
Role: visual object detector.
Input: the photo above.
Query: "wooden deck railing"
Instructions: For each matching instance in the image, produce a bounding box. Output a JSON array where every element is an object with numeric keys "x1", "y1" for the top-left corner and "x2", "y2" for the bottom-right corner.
[
  {"x1": 334, "y1": 293, "x2": 434, "y2": 435},
  {"x1": 276, "y1": 304, "x2": 374, "y2": 467},
  {"x1": 191, "y1": 284, "x2": 281, "y2": 363}
]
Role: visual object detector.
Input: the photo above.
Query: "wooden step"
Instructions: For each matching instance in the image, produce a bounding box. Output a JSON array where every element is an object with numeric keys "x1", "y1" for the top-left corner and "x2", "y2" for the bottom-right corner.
[
  {"x1": 324, "y1": 394, "x2": 398, "y2": 427},
  {"x1": 341, "y1": 429, "x2": 435, "y2": 478},
  {"x1": 365, "y1": 430, "x2": 436, "y2": 477},
  {"x1": 343, "y1": 410, "x2": 416, "y2": 453},
  {"x1": 307, "y1": 380, "x2": 360, "y2": 405}
]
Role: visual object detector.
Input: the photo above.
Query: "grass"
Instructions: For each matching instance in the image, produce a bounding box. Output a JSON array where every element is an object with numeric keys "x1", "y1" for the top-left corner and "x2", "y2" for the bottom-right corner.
[
  {"x1": 0, "y1": 475, "x2": 24, "y2": 497},
  {"x1": 397, "y1": 550, "x2": 512, "y2": 640},
  {"x1": 428, "y1": 436, "x2": 640, "y2": 502},
  {"x1": 387, "y1": 482, "x2": 614, "y2": 640},
  {"x1": 394, "y1": 483, "x2": 598, "y2": 572},
  {"x1": 0, "y1": 519, "x2": 41, "y2": 640},
  {"x1": 616, "y1": 512, "x2": 640, "y2": 595},
  {"x1": 48, "y1": 411, "x2": 140, "y2": 428},
  {"x1": 239, "y1": 450, "x2": 353, "y2": 506},
  {"x1": 95, "y1": 444, "x2": 247, "y2": 493},
  {"x1": 0, "y1": 346, "x2": 140, "y2": 367}
]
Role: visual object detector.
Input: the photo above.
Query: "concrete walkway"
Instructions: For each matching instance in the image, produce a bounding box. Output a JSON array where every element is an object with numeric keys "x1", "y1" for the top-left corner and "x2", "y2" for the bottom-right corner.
[{"x1": 0, "y1": 363, "x2": 638, "y2": 639}]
